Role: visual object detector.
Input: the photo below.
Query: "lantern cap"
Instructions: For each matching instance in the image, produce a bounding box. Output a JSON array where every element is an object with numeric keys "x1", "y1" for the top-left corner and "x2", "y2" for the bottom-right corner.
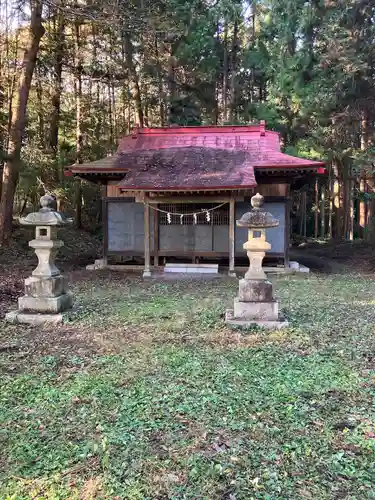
[
  {"x1": 236, "y1": 192, "x2": 280, "y2": 229},
  {"x1": 20, "y1": 194, "x2": 73, "y2": 226}
]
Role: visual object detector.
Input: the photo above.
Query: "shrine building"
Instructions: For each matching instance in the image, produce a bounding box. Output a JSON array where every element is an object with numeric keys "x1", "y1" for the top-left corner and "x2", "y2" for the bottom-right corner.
[{"x1": 65, "y1": 122, "x2": 325, "y2": 276}]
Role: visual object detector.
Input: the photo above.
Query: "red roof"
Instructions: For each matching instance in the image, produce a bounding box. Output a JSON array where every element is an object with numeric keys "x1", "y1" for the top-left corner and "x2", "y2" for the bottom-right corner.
[
  {"x1": 116, "y1": 124, "x2": 324, "y2": 171},
  {"x1": 66, "y1": 123, "x2": 325, "y2": 190},
  {"x1": 116, "y1": 146, "x2": 257, "y2": 191}
]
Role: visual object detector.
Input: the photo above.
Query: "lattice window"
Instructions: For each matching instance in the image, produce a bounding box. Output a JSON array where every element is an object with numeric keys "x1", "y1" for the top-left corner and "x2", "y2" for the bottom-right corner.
[{"x1": 159, "y1": 203, "x2": 229, "y2": 225}]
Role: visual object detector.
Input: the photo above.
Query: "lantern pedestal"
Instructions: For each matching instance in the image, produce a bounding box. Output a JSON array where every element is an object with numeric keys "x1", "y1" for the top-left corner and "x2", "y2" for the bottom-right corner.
[
  {"x1": 5, "y1": 195, "x2": 73, "y2": 326},
  {"x1": 226, "y1": 278, "x2": 288, "y2": 329},
  {"x1": 225, "y1": 193, "x2": 288, "y2": 330},
  {"x1": 226, "y1": 290, "x2": 288, "y2": 329}
]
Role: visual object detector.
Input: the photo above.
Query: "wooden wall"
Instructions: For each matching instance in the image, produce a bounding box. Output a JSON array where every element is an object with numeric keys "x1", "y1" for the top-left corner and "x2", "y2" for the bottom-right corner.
[{"x1": 105, "y1": 198, "x2": 287, "y2": 258}]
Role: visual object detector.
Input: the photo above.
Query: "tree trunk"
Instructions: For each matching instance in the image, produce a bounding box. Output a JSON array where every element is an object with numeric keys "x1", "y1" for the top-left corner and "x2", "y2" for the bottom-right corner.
[
  {"x1": 365, "y1": 178, "x2": 375, "y2": 241},
  {"x1": 111, "y1": 81, "x2": 117, "y2": 141},
  {"x1": 314, "y1": 178, "x2": 319, "y2": 238},
  {"x1": 299, "y1": 191, "x2": 307, "y2": 237},
  {"x1": 333, "y1": 179, "x2": 342, "y2": 240},
  {"x1": 229, "y1": 19, "x2": 239, "y2": 122},
  {"x1": 167, "y1": 44, "x2": 177, "y2": 124},
  {"x1": 74, "y1": 21, "x2": 83, "y2": 229},
  {"x1": 5, "y1": 24, "x2": 20, "y2": 153},
  {"x1": 92, "y1": 23, "x2": 102, "y2": 143},
  {"x1": 222, "y1": 23, "x2": 229, "y2": 123},
  {"x1": 122, "y1": 29, "x2": 144, "y2": 127},
  {"x1": 154, "y1": 37, "x2": 165, "y2": 127},
  {"x1": 359, "y1": 176, "x2": 366, "y2": 237},
  {"x1": 108, "y1": 81, "x2": 113, "y2": 148},
  {"x1": 49, "y1": 10, "x2": 64, "y2": 155},
  {"x1": 320, "y1": 185, "x2": 325, "y2": 238},
  {"x1": 20, "y1": 193, "x2": 29, "y2": 215},
  {"x1": 332, "y1": 160, "x2": 344, "y2": 240},
  {"x1": 35, "y1": 66, "x2": 44, "y2": 147},
  {"x1": 328, "y1": 163, "x2": 333, "y2": 239},
  {"x1": 349, "y1": 179, "x2": 354, "y2": 241},
  {"x1": 212, "y1": 82, "x2": 219, "y2": 125},
  {"x1": 0, "y1": 26, "x2": 7, "y2": 162},
  {"x1": 360, "y1": 110, "x2": 369, "y2": 238},
  {"x1": 0, "y1": 0, "x2": 44, "y2": 244},
  {"x1": 250, "y1": 3, "x2": 256, "y2": 103},
  {"x1": 143, "y1": 84, "x2": 149, "y2": 127},
  {"x1": 343, "y1": 169, "x2": 349, "y2": 239}
]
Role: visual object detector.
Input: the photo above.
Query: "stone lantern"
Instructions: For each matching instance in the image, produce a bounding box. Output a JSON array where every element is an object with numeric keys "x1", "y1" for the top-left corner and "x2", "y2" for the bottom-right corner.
[
  {"x1": 6, "y1": 195, "x2": 74, "y2": 325},
  {"x1": 225, "y1": 193, "x2": 288, "y2": 329}
]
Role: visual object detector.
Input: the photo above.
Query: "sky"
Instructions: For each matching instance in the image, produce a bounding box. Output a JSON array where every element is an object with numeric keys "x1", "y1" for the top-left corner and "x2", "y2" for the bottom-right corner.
[{"x1": 0, "y1": 0, "x2": 32, "y2": 31}]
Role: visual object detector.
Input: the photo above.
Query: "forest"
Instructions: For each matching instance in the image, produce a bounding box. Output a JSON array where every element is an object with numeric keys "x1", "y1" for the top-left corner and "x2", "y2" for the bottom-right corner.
[{"x1": 0, "y1": 0, "x2": 374, "y2": 244}]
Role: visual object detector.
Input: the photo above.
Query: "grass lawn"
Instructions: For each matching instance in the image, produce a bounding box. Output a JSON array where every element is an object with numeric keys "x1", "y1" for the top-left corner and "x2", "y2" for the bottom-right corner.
[{"x1": 1, "y1": 271, "x2": 375, "y2": 499}]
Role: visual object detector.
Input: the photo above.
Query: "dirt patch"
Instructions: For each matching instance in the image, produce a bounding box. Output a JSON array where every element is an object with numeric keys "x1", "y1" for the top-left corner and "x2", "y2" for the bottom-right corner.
[
  {"x1": 0, "y1": 273, "x2": 23, "y2": 319},
  {"x1": 0, "y1": 226, "x2": 101, "y2": 272},
  {"x1": 291, "y1": 240, "x2": 375, "y2": 274}
]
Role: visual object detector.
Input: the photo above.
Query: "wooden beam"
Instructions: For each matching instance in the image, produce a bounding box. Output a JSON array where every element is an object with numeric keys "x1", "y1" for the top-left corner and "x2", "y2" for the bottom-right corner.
[
  {"x1": 228, "y1": 198, "x2": 236, "y2": 276},
  {"x1": 143, "y1": 195, "x2": 242, "y2": 203},
  {"x1": 143, "y1": 197, "x2": 151, "y2": 277},
  {"x1": 107, "y1": 250, "x2": 284, "y2": 259}
]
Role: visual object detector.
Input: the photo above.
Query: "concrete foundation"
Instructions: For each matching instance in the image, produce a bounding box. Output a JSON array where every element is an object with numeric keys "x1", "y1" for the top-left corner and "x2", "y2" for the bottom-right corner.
[
  {"x1": 164, "y1": 263, "x2": 219, "y2": 274},
  {"x1": 18, "y1": 291, "x2": 73, "y2": 314},
  {"x1": 86, "y1": 259, "x2": 107, "y2": 270},
  {"x1": 233, "y1": 297, "x2": 279, "y2": 321},
  {"x1": 225, "y1": 309, "x2": 289, "y2": 329},
  {"x1": 5, "y1": 311, "x2": 65, "y2": 326}
]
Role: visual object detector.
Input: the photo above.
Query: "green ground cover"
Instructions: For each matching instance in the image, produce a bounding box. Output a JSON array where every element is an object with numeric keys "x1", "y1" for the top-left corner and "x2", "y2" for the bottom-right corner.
[{"x1": 1, "y1": 272, "x2": 375, "y2": 499}]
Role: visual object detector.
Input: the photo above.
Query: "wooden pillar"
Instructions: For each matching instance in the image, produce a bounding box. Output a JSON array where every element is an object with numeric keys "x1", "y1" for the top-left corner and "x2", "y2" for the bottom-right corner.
[
  {"x1": 284, "y1": 197, "x2": 291, "y2": 268},
  {"x1": 303, "y1": 192, "x2": 307, "y2": 238},
  {"x1": 228, "y1": 198, "x2": 236, "y2": 276},
  {"x1": 320, "y1": 185, "x2": 325, "y2": 239},
  {"x1": 299, "y1": 191, "x2": 307, "y2": 237},
  {"x1": 333, "y1": 165, "x2": 342, "y2": 240},
  {"x1": 102, "y1": 185, "x2": 108, "y2": 266},
  {"x1": 143, "y1": 196, "x2": 151, "y2": 278},
  {"x1": 314, "y1": 178, "x2": 319, "y2": 239},
  {"x1": 153, "y1": 204, "x2": 159, "y2": 267}
]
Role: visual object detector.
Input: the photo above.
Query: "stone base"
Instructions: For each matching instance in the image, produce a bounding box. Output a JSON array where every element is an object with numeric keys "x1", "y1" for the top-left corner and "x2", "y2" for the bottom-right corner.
[
  {"x1": 24, "y1": 275, "x2": 69, "y2": 297},
  {"x1": 289, "y1": 261, "x2": 310, "y2": 273},
  {"x1": 233, "y1": 297, "x2": 279, "y2": 321},
  {"x1": 5, "y1": 310, "x2": 65, "y2": 326},
  {"x1": 225, "y1": 309, "x2": 289, "y2": 330},
  {"x1": 86, "y1": 259, "x2": 107, "y2": 271},
  {"x1": 18, "y1": 291, "x2": 73, "y2": 313},
  {"x1": 164, "y1": 264, "x2": 219, "y2": 274},
  {"x1": 238, "y1": 279, "x2": 274, "y2": 302}
]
